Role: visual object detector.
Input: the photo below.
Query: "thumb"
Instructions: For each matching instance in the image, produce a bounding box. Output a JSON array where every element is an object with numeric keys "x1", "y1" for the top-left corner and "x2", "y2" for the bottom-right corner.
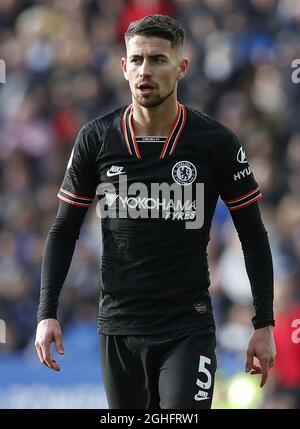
[
  {"x1": 245, "y1": 349, "x2": 254, "y2": 372},
  {"x1": 54, "y1": 332, "x2": 64, "y2": 355}
]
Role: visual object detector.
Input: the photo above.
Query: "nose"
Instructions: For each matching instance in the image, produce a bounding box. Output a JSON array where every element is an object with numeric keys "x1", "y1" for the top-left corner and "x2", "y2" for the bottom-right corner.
[{"x1": 138, "y1": 59, "x2": 152, "y2": 78}]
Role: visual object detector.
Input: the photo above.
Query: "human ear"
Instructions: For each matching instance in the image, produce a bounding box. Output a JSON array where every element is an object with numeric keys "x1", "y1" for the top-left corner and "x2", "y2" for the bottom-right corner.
[
  {"x1": 177, "y1": 57, "x2": 189, "y2": 81},
  {"x1": 121, "y1": 57, "x2": 129, "y2": 81}
]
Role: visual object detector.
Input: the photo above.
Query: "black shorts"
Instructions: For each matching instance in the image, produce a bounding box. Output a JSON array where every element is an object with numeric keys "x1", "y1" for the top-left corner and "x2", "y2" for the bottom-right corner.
[{"x1": 99, "y1": 327, "x2": 217, "y2": 409}]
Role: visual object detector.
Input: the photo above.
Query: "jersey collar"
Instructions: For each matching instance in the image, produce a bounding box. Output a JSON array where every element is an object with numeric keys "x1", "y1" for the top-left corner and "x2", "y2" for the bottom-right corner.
[{"x1": 121, "y1": 102, "x2": 186, "y2": 159}]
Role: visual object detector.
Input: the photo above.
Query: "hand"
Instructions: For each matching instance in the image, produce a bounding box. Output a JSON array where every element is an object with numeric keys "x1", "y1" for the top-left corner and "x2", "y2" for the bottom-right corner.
[
  {"x1": 245, "y1": 325, "x2": 276, "y2": 387},
  {"x1": 35, "y1": 318, "x2": 64, "y2": 372}
]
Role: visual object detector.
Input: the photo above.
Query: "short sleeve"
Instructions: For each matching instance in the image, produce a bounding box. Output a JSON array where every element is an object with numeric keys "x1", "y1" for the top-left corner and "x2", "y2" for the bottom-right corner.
[
  {"x1": 57, "y1": 124, "x2": 99, "y2": 208},
  {"x1": 217, "y1": 133, "x2": 262, "y2": 211}
]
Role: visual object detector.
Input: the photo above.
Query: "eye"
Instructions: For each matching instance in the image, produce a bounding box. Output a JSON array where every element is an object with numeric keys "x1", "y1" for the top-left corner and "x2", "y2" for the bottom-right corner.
[{"x1": 153, "y1": 57, "x2": 165, "y2": 64}]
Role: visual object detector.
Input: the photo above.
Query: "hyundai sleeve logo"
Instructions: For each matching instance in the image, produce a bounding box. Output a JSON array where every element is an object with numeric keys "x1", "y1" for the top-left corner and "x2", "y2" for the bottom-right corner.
[{"x1": 237, "y1": 147, "x2": 248, "y2": 163}]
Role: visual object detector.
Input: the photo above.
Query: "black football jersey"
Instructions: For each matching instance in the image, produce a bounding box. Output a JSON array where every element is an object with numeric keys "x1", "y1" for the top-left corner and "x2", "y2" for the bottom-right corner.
[{"x1": 58, "y1": 103, "x2": 262, "y2": 335}]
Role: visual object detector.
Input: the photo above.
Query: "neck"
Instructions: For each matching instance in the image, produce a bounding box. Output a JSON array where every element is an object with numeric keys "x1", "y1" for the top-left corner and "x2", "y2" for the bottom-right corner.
[{"x1": 132, "y1": 95, "x2": 179, "y2": 136}]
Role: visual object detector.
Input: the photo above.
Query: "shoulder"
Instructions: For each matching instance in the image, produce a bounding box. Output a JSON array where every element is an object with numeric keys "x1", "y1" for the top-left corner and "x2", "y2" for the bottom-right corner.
[
  {"x1": 88, "y1": 106, "x2": 125, "y2": 135},
  {"x1": 185, "y1": 105, "x2": 237, "y2": 148},
  {"x1": 75, "y1": 106, "x2": 126, "y2": 153}
]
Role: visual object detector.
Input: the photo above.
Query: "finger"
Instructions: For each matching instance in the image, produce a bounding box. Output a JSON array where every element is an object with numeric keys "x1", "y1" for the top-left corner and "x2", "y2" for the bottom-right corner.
[
  {"x1": 251, "y1": 363, "x2": 261, "y2": 372},
  {"x1": 44, "y1": 358, "x2": 57, "y2": 365},
  {"x1": 43, "y1": 359, "x2": 52, "y2": 369},
  {"x1": 40, "y1": 340, "x2": 52, "y2": 364},
  {"x1": 44, "y1": 357, "x2": 59, "y2": 370},
  {"x1": 250, "y1": 368, "x2": 261, "y2": 375},
  {"x1": 50, "y1": 359, "x2": 60, "y2": 369},
  {"x1": 36, "y1": 342, "x2": 56, "y2": 370},
  {"x1": 259, "y1": 359, "x2": 269, "y2": 387},
  {"x1": 54, "y1": 332, "x2": 64, "y2": 355},
  {"x1": 40, "y1": 341, "x2": 60, "y2": 371},
  {"x1": 245, "y1": 349, "x2": 254, "y2": 372},
  {"x1": 35, "y1": 344, "x2": 44, "y2": 364},
  {"x1": 44, "y1": 358, "x2": 60, "y2": 371}
]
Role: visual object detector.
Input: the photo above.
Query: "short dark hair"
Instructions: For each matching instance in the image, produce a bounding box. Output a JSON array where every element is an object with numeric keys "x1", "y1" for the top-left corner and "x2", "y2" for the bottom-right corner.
[{"x1": 125, "y1": 14, "x2": 185, "y2": 49}]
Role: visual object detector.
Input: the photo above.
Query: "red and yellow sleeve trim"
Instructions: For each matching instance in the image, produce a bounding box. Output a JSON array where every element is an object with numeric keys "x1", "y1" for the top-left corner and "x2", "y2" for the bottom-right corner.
[
  {"x1": 224, "y1": 187, "x2": 262, "y2": 211},
  {"x1": 57, "y1": 188, "x2": 94, "y2": 208}
]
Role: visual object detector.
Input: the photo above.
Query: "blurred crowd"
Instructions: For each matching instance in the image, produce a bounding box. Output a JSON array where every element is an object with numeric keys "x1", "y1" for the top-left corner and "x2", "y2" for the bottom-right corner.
[{"x1": 0, "y1": 0, "x2": 300, "y2": 409}]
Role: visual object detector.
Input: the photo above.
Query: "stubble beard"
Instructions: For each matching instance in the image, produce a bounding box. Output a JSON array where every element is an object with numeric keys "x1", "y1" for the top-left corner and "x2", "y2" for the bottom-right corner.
[{"x1": 133, "y1": 86, "x2": 175, "y2": 108}]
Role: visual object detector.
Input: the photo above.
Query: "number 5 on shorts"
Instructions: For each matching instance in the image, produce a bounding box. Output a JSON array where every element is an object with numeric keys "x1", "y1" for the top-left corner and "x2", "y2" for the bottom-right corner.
[{"x1": 196, "y1": 355, "x2": 212, "y2": 390}]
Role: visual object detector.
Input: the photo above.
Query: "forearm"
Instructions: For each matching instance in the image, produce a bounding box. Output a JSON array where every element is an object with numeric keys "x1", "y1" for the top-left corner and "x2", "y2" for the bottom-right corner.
[
  {"x1": 37, "y1": 202, "x2": 87, "y2": 323},
  {"x1": 231, "y1": 202, "x2": 275, "y2": 329},
  {"x1": 37, "y1": 223, "x2": 77, "y2": 322},
  {"x1": 242, "y1": 231, "x2": 274, "y2": 329}
]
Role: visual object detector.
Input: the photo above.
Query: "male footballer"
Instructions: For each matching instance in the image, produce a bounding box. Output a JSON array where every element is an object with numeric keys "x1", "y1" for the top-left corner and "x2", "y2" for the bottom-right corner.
[{"x1": 35, "y1": 15, "x2": 276, "y2": 409}]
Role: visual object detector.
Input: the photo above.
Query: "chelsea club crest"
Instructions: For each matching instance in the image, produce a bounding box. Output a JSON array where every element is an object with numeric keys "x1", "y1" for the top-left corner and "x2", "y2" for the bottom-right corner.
[{"x1": 172, "y1": 161, "x2": 197, "y2": 185}]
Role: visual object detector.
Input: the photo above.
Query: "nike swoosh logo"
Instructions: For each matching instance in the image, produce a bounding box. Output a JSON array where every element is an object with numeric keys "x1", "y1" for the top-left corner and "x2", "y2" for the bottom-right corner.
[
  {"x1": 107, "y1": 171, "x2": 125, "y2": 177},
  {"x1": 194, "y1": 394, "x2": 209, "y2": 401}
]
